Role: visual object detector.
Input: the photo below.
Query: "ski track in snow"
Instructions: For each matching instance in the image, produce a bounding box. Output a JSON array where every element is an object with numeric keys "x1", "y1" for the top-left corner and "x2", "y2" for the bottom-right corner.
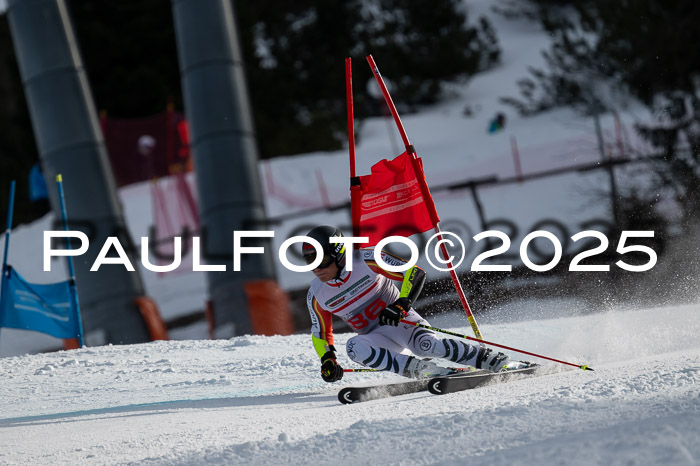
[{"x1": 0, "y1": 306, "x2": 698, "y2": 465}]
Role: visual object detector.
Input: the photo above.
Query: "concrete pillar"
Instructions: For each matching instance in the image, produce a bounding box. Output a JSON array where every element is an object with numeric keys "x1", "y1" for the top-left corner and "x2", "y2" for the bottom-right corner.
[
  {"x1": 172, "y1": 0, "x2": 278, "y2": 337},
  {"x1": 7, "y1": 0, "x2": 151, "y2": 344}
]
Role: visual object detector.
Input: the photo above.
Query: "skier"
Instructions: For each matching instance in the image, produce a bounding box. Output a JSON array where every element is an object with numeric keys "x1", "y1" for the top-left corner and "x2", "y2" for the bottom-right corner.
[{"x1": 303, "y1": 225, "x2": 529, "y2": 383}]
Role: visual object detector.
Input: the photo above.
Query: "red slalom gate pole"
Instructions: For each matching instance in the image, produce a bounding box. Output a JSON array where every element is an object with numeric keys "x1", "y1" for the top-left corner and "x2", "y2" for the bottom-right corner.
[
  {"x1": 346, "y1": 57, "x2": 363, "y2": 237},
  {"x1": 366, "y1": 54, "x2": 483, "y2": 340},
  {"x1": 346, "y1": 58, "x2": 357, "y2": 179},
  {"x1": 365, "y1": 55, "x2": 409, "y2": 147},
  {"x1": 401, "y1": 320, "x2": 594, "y2": 371}
]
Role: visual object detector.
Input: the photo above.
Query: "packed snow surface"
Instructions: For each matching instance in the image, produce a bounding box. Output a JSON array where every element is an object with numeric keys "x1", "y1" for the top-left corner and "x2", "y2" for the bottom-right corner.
[{"x1": 1, "y1": 304, "x2": 698, "y2": 465}]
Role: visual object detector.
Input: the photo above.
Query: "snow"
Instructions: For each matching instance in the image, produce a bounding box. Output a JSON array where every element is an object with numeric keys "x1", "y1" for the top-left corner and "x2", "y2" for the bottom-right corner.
[
  {"x1": 1, "y1": 305, "x2": 698, "y2": 464},
  {"x1": 1, "y1": 1, "x2": 699, "y2": 464}
]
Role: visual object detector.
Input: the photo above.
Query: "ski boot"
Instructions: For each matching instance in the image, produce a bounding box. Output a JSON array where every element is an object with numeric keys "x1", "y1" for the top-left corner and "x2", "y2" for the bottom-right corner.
[
  {"x1": 476, "y1": 347, "x2": 531, "y2": 373},
  {"x1": 404, "y1": 357, "x2": 473, "y2": 379}
]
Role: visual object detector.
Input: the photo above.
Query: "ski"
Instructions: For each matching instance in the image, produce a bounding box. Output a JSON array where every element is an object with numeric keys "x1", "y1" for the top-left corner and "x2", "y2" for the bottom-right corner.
[
  {"x1": 338, "y1": 379, "x2": 429, "y2": 404},
  {"x1": 428, "y1": 364, "x2": 540, "y2": 395},
  {"x1": 338, "y1": 365, "x2": 540, "y2": 403}
]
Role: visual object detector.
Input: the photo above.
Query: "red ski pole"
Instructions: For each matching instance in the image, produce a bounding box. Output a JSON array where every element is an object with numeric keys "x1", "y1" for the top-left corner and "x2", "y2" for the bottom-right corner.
[{"x1": 401, "y1": 320, "x2": 594, "y2": 371}]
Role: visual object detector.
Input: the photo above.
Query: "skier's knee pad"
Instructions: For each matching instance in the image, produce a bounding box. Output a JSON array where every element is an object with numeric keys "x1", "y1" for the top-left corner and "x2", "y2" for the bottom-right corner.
[
  {"x1": 345, "y1": 335, "x2": 367, "y2": 363},
  {"x1": 408, "y1": 328, "x2": 442, "y2": 358}
]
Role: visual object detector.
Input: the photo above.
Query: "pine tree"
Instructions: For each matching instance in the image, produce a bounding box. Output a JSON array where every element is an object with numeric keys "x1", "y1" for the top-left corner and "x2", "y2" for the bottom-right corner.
[
  {"x1": 236, "y1": 0, "x2": 501, "y2": 158},
  {"x1": 503, "y1": 0, "x2": 700, "y2": 225}
]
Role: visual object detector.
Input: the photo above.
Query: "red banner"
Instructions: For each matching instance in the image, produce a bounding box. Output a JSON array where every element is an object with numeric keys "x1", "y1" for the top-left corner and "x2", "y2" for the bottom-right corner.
[{"x1": 357, "y1": 151, "x2": 439, "y2": 246}]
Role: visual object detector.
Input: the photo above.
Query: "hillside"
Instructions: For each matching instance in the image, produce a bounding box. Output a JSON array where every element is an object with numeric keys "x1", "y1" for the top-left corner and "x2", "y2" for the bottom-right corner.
[{"x1": 0, "y1": 1, "x2": 685, "y2": 353}]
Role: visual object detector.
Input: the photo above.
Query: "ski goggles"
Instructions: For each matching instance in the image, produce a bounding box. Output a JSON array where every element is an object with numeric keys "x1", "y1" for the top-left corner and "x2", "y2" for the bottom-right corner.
[{"x1": 303, "y1": 252, "x2": 335, "y2": 269}]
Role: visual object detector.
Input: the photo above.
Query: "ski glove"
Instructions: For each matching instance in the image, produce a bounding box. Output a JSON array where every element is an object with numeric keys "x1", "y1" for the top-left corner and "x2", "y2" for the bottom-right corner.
[
  {"x1": 320, "y1": 348, "x2": 344, "y2": 383},
  {"x1": 378, "y1": 298, "x2": 411, "y2": 326}
]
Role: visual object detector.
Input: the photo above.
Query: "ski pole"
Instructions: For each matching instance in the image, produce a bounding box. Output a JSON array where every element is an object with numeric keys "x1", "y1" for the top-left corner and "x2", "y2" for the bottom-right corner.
[
  {"x1": 401, "y1": 320, "x2": 594, "y2": 371},
  {"x1": 343, "y1": 368, "x2": 379, "y2": 373}
]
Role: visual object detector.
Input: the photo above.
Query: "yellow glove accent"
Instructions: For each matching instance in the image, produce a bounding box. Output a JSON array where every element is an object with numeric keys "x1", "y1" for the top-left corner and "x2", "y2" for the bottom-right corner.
[
  {"x1": 312, "y1": 335, "x2": 331, "y2": 359},
  {"x1": 399, "y1": 266, "x2": 419, "y2": 298}
]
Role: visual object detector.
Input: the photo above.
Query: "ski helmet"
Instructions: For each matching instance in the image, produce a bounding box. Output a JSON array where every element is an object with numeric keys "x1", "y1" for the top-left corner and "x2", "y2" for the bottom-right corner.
[{"x1": 302, "y1": 225, "x2": 346, "y2": 269}]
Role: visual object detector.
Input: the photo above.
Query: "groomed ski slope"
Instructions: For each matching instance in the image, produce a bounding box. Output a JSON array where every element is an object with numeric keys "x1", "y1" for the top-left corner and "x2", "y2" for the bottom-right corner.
[{"x1": 1, "y1": 304, "x2": 698, "y2": 465}]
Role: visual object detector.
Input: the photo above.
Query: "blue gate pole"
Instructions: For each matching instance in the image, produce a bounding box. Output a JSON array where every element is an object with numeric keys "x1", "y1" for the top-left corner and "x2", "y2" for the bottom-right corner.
[
  {"x1": 2, "y1": 180, "x2": 16, "y2": 273},
  {"x1": 56, "y1": 175, "x2": 84, "y2": 347},
  {"x1": 0, "y1": 180, "x2": 17, "y2": 348}
]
